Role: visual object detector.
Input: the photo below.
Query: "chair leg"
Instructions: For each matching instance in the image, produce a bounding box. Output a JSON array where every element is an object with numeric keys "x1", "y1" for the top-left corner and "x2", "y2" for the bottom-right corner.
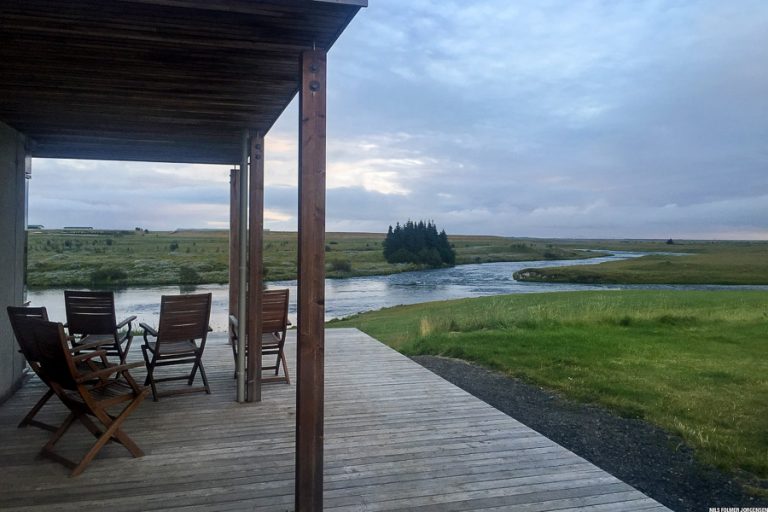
[
  {"x1": 231, "y1": 341, "x2": 237, "y2": 370},
  {"x1": 281, "y1": 353, "x2": 291, "y2": 385},
  {"x1": 39, "y1": 412, "x2": 77, "y2": 469},
  {"x1": 119, "y1": 336, "x2": 133, "y2": 364},
  {"x1": 188, "y1": 357, "x2": 199, "y2": 385},
  {"x1": 93, "y1": 403, "x2": 145, "y2": 457},
  {"x1": 148, "y1": 369, "x2": 159, "y2": 401},
  {"x1": 141, "y1": 346, "x2": 159, "y2": 401},
  {"x1": 78, "y1": 414, "x2": 106, "y2": 439},
  {"x1": 43, "y1": 412, "x2": 76, "y2": 450},
  {"x1": 39, "y1": 391, "x2": 147, "y2": 477},
  {"x1": 141, "y1": 345, "x2": 150, "y2": 386},
  {"x1": 18, "y1": 389, "x2": 56, "y2": 431},
  {"x1": 261, "y1": 352, "x2": 290, "y2": 385},
  {"x1": 197, "y1": 358, "x2": 211, "y2": 394},
  {"x1": 109, "y1": 426, "x2": 145, "y2": 456},
  {"x1": 71, "y1": 401, "x2": 144, "y2": 477},
  {"x1": 80, "y1": 414, "x2": 134, "y2": 448}
]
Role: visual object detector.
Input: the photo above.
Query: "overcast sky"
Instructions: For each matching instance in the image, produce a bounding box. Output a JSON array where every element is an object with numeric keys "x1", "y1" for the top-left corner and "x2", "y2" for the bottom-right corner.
[{"x1": 30, "y1": 0, "x2": 768, "y2": 239}]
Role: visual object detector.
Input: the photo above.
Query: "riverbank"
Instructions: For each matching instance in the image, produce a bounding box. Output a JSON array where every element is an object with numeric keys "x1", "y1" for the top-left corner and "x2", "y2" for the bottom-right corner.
[
  {"x1": 331, "y1": 290, "x2": 768, "y2": 493},
  {"x1": 29, "y1": 252, "x2": 659, "y2": 330},
  {"x1": 514, "y1": 240, "x2": 768, "y2": 285},
  {"x1": 27, "y1": 229, "x2": 599, "y2": 288}
]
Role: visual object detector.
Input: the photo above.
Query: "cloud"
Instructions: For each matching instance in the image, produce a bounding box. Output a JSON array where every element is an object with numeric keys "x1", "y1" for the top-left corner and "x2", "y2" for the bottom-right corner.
[
  {"x1": 28, "y1": 0, "x2": 768, "y2": 239},
  {"x1": 327, "y1": 0, "x2": 768, "y2": 238},
  {"x1": 29, "y1": 159, "x2": 230, "y2": 230}
]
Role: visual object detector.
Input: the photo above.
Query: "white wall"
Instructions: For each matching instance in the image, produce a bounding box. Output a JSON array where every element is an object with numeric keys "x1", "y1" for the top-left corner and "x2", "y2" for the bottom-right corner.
[{"x1": 0, "y1": 122, "x2": 28, "y2": 402}]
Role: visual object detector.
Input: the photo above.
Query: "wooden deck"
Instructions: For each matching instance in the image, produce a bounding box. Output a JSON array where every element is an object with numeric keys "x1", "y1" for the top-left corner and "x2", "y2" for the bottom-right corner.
[{"x1": 0, "y1": 328, "x2": 670, "y2": 512}]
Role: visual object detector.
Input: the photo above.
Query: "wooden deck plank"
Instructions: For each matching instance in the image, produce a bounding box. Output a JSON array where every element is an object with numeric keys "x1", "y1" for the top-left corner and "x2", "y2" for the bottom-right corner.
[{"x1": 0, "y1": 328, "x2": 669, "y2": 512}]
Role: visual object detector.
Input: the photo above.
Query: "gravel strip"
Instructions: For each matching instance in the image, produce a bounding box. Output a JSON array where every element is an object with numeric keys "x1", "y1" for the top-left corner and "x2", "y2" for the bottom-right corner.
[{"x1": 411, "y1": 355, "x2": 767, "y2": 512}]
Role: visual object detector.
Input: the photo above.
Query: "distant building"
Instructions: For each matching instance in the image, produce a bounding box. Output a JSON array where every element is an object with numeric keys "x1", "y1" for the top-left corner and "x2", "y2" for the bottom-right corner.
[
  {"x1": 27, "y1": 224, "x2": 44, "y2": 229},
  {"x1": 63, "y1": 226, "x2": 93, "y2": 231}
]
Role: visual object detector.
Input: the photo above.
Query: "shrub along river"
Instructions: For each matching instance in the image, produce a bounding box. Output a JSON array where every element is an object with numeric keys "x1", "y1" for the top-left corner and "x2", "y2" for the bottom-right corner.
[{"x1": 27, "y1": 251, "x2": 768, "y2": 332}]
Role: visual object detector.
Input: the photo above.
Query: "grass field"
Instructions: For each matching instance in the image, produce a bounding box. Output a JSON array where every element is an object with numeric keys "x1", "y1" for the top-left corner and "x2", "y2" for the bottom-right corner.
[
  {"x1": 331, "y1": 290, "x2": 768, "y2": 484},
  {"x1": 26, "y1": 229, "x2": 594, "y2": 288},
  {"x1": 515, "y1": 239, "x2": 768, "y2": 285}
]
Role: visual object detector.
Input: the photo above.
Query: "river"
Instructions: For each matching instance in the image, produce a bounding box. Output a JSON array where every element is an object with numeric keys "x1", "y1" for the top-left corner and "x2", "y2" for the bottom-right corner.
[{"x1": 26, "y1": 251, "x2": 768, "y2": 332}]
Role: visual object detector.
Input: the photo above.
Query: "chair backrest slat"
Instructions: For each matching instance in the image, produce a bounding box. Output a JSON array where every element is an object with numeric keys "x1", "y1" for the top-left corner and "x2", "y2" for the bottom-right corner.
[
  {"x1": 7, "y1": 306, "x2": 48, "y2": 323},
  {"x1": 7, "y1": 306, "x2": 50, "y2": 365},
  {"x1": 158, "y1": 293, "x2": 212, "y2": 343},
  {"x1": 64, "y1": 291, "x2": 117, "y2": 336},
  {"x1": 12, "y1": 316, "x2": 78, "y2": 390},
  {"x1": 261, "y1": 289, "x2": 289, "y2": 333}
]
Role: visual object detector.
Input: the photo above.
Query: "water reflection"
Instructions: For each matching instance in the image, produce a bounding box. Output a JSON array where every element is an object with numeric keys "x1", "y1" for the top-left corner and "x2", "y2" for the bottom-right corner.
[{"x1": 27, "y1": 251, "x2": 768, "y2": 332}]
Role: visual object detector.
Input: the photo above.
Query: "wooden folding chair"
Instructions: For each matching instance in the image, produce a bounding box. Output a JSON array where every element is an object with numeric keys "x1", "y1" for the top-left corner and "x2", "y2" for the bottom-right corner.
[
  {"x1": 64, "y1": 290, "x2": 136, "y2": 363},
  {"x1": 229, "y1": 288, "x2": 291, "y2": 384},
  {"x1": 140, "y1": 293, "x2": 212, "y2": 401},
  {"x1": 14, "y1": 318, "x2": 148, "y2": 477},
  {"x1": 7, "y1": 306, "x2": 55, "y2": 431}
]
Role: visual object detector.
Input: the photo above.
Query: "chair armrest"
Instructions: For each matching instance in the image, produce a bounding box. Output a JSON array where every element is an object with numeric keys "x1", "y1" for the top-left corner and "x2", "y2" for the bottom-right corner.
[
  {"x1": 140, "y1": 323, "x2": 158, "y2": 336},
  {"x1": 116, "y1": 315, "x2": 137, "y2": 330},
  {"x1": 141, "y1": 322, "x2": 157, "y2": 344},
  {"x1": 287, "y1": 320, "x2": 293, "y2": 327},
  {"x1": 70, "y1": 339, "x2": 111, "y2": 353},
  {"x1": 208, "y1": 325, "x2": 213, "y2": 332},
  {"x1": 73, "y1": 349, "x2": 108, "y2": 364},
  {"x1": 229, "y1": 315, "x2": 238, "y2": 329},
  {"x1": 75, "y1": 361, "x2": 144, "y2": 383}
]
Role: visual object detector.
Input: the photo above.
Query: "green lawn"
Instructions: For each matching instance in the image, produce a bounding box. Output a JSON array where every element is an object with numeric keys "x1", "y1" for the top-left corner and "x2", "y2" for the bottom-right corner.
[{"x1": 331, "y1": 290, "x2": 768, "y2": 481}]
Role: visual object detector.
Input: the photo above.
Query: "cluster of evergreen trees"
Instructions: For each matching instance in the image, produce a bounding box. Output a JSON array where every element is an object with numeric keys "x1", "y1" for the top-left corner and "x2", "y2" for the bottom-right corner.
[{"x1": 383, "y1": 220, "x2": 456, "y2": 267}]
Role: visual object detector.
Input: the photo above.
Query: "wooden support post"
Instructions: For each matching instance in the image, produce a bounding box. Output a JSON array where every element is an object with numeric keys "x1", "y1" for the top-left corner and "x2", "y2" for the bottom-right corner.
[
  {"x1": 237, "y1": 130, "x2": 249, "y2": 403},
  {"x1": 295, "y1": 49, "x2": 327, "y2": 512},
  {"x1": 228, "y1": 168, "x2": 240, "y2": 322},
  {"x1": 246, "y1": 133, "x2": 264, "y2": 403}
]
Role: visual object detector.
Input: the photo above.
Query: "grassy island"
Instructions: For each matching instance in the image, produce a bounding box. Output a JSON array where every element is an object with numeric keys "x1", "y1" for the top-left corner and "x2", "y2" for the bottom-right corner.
[{"x1": 514, "y1": 239, "x2": 768, "y2": 285}]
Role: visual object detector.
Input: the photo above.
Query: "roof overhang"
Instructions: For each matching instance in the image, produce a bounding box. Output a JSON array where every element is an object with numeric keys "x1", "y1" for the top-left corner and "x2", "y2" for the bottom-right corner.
[{"x1": 0, "y1": 0, "x2": 365, "y2": 164}]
